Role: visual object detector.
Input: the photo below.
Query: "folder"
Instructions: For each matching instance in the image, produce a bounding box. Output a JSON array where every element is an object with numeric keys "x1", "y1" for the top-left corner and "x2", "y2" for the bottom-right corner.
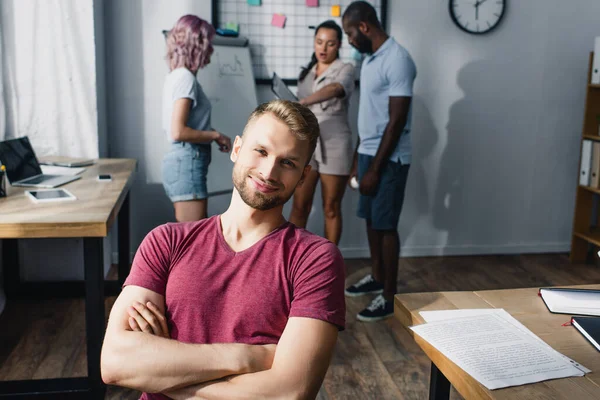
[
  {"x1": 580, "y1": 140, "x2": 592, "y2": 186},
  {"x1": 592, "y1": 37, "x2": 600, "y2": 84},
  {"x1": 539, "y1": 287, "x2": 600, "y2": 317},
  {"x1": 571, "y1": 316, "x2": 600, "y2": 351},
  {"x1": 591, "y1": 142, "x2": 600, "y2": 187}
]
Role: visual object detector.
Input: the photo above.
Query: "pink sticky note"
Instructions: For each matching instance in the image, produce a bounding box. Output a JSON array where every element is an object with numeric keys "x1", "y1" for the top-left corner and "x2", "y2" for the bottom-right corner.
[
  {"x1": 306, "y1": 0, "x2": 319, "y2": 6},
  {"x1": 271, "y1": 14, "x2": 287, "y2": 28}
]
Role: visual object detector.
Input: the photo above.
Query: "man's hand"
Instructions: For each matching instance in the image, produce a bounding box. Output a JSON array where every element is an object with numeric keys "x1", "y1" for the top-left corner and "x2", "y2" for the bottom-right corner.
[
  {"x1": 214, "y1": 132, "x2": 232, "y2": 153},
  {"x1": 359, "y1": 168, "x2": 380, "y2": 196},
  {"x1": 127, "y1": 301, "x2": 170, "y2": 338}
]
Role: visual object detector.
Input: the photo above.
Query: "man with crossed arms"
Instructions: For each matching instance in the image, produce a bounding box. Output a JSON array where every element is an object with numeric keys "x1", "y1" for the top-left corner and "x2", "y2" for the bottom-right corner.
[{"x1": 101, "y1": 100, "x2": 346, "y2": 399}]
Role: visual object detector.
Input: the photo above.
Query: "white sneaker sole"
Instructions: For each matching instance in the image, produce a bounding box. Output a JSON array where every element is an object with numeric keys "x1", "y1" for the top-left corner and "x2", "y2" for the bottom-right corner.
[
  {"x1": 344, "y1": 288, "x2": 384, "y2": 298},
  {"x1": 356, "y1": 312, "x2": 393, "y2": 322}
]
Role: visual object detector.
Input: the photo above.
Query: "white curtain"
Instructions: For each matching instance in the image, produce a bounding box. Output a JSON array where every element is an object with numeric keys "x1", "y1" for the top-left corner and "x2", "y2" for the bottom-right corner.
[
  {"x1": 0, "y1": 0, "x2": 99, "y2": 157},
  {"x1": 0, "y1": 1, "x2": 102, "y2": 314},
  {"x1": 0, "y1": 5, "x2": 5, "y2": 316},
  {"x1": 0, "y1": 5, "x2": 5, "y2": 142}
]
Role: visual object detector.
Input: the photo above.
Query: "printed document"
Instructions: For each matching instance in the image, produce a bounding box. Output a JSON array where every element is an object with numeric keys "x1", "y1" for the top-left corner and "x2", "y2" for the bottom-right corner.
[{"x1": 411, "y1": 313, "x2": 585, "y2": 390}]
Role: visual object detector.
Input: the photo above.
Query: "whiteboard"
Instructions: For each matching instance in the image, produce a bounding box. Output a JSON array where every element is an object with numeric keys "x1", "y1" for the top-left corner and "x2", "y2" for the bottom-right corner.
[
  {"x1": 214, "y1": 0, "x2": 386, "y2": 80},
  {"x1": 196, "y1": 43, "x2": 258, "y2": 195}
]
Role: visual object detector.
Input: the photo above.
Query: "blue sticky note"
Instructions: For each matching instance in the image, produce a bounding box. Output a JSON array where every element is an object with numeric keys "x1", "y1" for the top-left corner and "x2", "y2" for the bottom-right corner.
[{"x1": 247, "y1": 0, "x2": 261, "y2": 5}]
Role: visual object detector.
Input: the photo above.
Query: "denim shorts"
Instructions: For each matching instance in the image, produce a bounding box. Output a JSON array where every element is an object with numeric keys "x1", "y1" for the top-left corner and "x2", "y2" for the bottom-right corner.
[
  {"x1": 356, "y1": 154, "x2": 410, "y2": 231},
  {"x1": 162, "y1": 142, "x2": 211, "y2": 202}
]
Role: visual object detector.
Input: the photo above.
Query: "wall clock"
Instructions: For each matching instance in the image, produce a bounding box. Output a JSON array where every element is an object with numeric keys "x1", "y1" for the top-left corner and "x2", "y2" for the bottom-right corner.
[{"x1": 449, "y1": 0, "x2": 506, "y2": 35}]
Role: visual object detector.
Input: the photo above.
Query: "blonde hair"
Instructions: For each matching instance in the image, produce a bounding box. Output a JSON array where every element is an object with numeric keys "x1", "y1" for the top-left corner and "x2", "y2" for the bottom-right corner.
[{"x1": 244, "y1": 100, "x2": 320, "y2": 163}]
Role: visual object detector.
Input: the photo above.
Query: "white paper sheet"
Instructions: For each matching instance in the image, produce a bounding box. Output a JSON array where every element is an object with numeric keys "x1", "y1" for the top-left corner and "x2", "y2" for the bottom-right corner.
[
  {"x1": 411, "y1": 313, "x2": 585, "y2": 390},
  {"x1": 419, "y1": 309, "x2": 590, "y2": 373}
]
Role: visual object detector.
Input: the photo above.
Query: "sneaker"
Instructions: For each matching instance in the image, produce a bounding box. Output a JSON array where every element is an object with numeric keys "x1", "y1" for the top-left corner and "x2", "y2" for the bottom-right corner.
[
  {"x1": 356, "y1": 295, "x2": 394, "y2": 322},
  {"x1": 344, "y1": 274, "x2": 384, "y2": 297}
]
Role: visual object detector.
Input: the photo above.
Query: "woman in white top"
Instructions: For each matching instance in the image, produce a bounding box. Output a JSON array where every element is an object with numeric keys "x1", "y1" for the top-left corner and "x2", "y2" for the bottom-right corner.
[
  {"x1": 289, "y1": 20, "x2": 355, "y2": 245},
  {"x1": 162, "y1": 15, "x2": 231, "y2": 222}
]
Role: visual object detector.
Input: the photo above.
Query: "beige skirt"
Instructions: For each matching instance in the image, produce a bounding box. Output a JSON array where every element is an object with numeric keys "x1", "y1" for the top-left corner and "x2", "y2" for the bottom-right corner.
[{"x1": 309, "y1": 116, "x2": 353, "y2": 176}]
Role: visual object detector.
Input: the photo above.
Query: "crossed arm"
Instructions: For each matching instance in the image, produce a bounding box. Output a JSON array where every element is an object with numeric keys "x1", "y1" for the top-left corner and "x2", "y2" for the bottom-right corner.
[
  {"x1": 101, "y1": 285, "x2": 339, "y2": 399},
  {"x1": 100, "y1": 286, "x2": 275, "y2": 393}
]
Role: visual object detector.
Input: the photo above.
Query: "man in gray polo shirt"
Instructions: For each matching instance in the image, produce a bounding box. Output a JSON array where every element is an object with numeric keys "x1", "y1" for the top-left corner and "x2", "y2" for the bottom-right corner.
[{"x1": 342, "y1": 1, "x2": 416, "y2": 322}]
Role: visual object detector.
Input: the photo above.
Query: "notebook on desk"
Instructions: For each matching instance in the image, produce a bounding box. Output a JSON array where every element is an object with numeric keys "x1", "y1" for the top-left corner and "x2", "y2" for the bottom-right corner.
[
  {"x1": 39, "y1": 155, "x2": 95, "y2": 167},
  {"x1": 539, "y1": 287, "x2": 600, "y2": 317},
  {"x1": 0, "y1": 137, "x2": 81, "y2": 188}
]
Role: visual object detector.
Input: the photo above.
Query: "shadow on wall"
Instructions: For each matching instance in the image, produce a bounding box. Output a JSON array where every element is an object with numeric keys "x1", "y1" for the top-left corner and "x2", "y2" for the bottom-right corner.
[
  {"x1": 399, "y1": 96, "x2": 438, "y2": 248},
  {"x1": 432, "y1": 59, "x2": 525, "y2": 251}
]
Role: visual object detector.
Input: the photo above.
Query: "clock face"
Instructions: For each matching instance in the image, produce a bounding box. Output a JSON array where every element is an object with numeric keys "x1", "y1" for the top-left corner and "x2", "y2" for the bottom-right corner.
[{"x1": 449, "y1": 0, "x2": 506, "y2": 35}]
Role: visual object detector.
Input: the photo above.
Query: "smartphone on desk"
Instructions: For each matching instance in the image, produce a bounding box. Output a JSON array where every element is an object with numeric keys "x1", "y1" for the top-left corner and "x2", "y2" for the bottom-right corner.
[{"x1": 97, "y1": 174, "x2": 112, "y2": 182}]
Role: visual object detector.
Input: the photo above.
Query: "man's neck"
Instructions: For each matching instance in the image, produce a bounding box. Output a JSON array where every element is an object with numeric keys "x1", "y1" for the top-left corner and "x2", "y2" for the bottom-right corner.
[
  {"x1": 219, "y1": 191, "x2": 286, "y2": 252},
  {"x1": 370, "y1": 31, "x2": 389, "y2": 54}
]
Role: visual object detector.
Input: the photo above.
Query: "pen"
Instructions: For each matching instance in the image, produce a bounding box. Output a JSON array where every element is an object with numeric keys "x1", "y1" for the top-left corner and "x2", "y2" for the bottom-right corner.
[{"x1": 308, "y1": 25, "x2": 316, "y2": 29}]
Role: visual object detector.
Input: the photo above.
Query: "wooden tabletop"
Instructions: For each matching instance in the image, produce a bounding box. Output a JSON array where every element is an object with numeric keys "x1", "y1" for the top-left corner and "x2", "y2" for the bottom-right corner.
[
  {"x1": 394, "y1": 285, "x2": 600, "y2": 399},
  {"x1": 0, "y1": 158, "x2": 137, "y2": 238}
]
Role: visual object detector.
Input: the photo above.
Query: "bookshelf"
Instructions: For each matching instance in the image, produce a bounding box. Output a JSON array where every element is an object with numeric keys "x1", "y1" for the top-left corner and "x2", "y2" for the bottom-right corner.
[{"x1": 570, "y1": 52, "x2": 600, "y2": 262}]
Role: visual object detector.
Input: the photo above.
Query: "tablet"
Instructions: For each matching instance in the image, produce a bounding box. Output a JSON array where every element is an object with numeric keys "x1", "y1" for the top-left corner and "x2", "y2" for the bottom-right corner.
[
  {"x1": 26, "y1": 188, "x2": 77, "y2": 203},
  {"x1": 271, "y1": 72, "x2": 298, "y2": 102}
]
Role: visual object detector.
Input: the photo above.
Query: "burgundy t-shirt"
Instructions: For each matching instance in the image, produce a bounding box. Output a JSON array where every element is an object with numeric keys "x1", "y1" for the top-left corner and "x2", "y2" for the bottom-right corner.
[{"x1": 124, "y1": 215, "x2": 346, "y2": 400}]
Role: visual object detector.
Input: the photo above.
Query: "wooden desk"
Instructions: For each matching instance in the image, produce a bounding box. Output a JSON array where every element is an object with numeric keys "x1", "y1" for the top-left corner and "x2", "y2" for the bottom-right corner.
[
  {"x1": 0, "y1": 158, "x2": 137, "y2": 399},
  {"x1": 395, "y1": 285, "x2": 600, "y2": 400}
]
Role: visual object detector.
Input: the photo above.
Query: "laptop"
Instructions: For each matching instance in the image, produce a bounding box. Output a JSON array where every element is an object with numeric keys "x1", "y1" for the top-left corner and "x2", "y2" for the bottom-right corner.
[
  {"x1": 271, "y1": 72, "x2": 298, "y2": 102},
  {"x1": 0, "y1": 137, "x2": 81, "y2": 188}
]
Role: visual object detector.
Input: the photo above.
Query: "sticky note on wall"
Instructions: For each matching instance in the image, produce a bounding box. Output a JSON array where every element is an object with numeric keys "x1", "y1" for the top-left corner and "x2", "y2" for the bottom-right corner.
[
  {"x1": 247, "y1": 0, "x2": 261, "y2": 5},
  {"x1": 271, "y1": 14, "x2": 287, "y2": 28},
  {"x1": 225, "y1": 22, "x2": 239, "y2": 32},
  {"x1": 306, "y1": 0, "x2": 319, "y2": 6},
  {"x1": 331, "y1": 5, "x2": 341, "y2": 17}
]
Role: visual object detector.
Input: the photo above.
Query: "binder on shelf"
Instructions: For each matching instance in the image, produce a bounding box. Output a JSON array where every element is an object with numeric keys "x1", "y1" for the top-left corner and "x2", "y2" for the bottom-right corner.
[
  {"x1": 592, "y1": 38, "x2": 600, "y2": 84},
  {"x1": 571, "y1": 316, "x2": 600, "y2": 351},
  {"x1": 580, "y1": 140, "x2": 592, "y2": 186},
  {"x1": 591, "y1": 142, "x2": 600, "y2": 187}
]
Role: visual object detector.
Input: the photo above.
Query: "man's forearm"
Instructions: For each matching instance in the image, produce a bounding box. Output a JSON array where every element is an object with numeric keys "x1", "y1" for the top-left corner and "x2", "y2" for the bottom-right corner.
[
  {"x1": 101, "y1": 331, "x2": 256, "y2": 393},
  {"x1": 166, "y1": 368, "x2": 311, "y2": 400}
]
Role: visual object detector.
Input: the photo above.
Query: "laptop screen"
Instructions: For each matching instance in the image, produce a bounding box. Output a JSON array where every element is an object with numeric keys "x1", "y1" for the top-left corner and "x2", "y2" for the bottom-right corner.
[{"x1": 0, "y1": 137, "x2": 43, "y2": 183}]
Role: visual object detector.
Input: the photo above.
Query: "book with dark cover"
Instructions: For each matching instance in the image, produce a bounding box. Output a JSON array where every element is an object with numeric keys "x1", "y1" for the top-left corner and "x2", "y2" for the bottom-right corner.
[
  {"x1": 571, "y1": 316, "x2": 600, "y2": 351},
  {"x1": 539, "y1": 287, "x2": 600, "y2": 317}
]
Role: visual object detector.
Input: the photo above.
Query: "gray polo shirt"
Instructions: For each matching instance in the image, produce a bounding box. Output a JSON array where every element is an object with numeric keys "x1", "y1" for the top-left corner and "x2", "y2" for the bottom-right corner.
[
  {"x1": 358, "y1": 37, "x2": 416, "y2": 164},
  {"x1": 162, "y1": 67, "x2": 212, "y2": 143}
]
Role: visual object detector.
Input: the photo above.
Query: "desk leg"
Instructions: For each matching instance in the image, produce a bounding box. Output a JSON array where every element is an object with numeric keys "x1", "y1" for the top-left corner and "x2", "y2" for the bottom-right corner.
[
  {"x1": 84, "y1": 238, "x2": 106, "y2": 400},
  {"x1": 429, "y1": 362, "x2": 450, "y2": 400},
  {"x1": 2, "y1": 239, "x2": 19, "y2": 298},
  {"x1": 117, "y1": 192, "x2": 130, "y2": 288}
]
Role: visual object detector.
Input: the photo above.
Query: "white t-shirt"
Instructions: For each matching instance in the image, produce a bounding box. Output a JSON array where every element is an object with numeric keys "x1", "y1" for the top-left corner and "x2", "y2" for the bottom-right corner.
[{"x1": 162, "y1": 68, "x2": 212, "y2": 142}]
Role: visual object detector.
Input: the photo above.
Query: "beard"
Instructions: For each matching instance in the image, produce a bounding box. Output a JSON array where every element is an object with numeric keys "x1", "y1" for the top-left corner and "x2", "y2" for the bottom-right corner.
[
  {"x1": 232, "y1": 165, "x2": 293, "y2": 211},
  {"x1": 353, "y1": 31, "x2": 373, "y2": 54}
]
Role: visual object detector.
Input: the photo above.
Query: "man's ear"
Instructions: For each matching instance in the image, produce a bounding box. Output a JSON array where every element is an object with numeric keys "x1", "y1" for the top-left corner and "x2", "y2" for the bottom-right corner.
[
  {"x1": 358, "y1": 21, "x2": 369, "y2": 35},
  {"x1": 297, "y1": 164, "x2": 312, "y2": 187},
  {"x1": 230, "y1": 136, "x2": 243, "y2": 163}
]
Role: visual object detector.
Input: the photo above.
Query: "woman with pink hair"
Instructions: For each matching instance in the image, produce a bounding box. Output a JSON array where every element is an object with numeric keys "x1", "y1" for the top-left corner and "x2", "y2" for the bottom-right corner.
[{"x1": 162, "y1": 15, "x2": 231, "y2": 222}]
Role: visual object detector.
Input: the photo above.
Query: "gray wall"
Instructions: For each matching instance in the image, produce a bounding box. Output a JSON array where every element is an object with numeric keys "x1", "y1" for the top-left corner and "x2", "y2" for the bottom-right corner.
[{"x1": 105, "y1": 0, "x2": 600, "y2": 259}]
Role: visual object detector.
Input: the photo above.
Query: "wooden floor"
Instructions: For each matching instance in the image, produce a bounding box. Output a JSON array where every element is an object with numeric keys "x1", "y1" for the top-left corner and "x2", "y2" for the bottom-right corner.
[{"x1": 1, "y1": 254, "x2": 600, "y2": 399}]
